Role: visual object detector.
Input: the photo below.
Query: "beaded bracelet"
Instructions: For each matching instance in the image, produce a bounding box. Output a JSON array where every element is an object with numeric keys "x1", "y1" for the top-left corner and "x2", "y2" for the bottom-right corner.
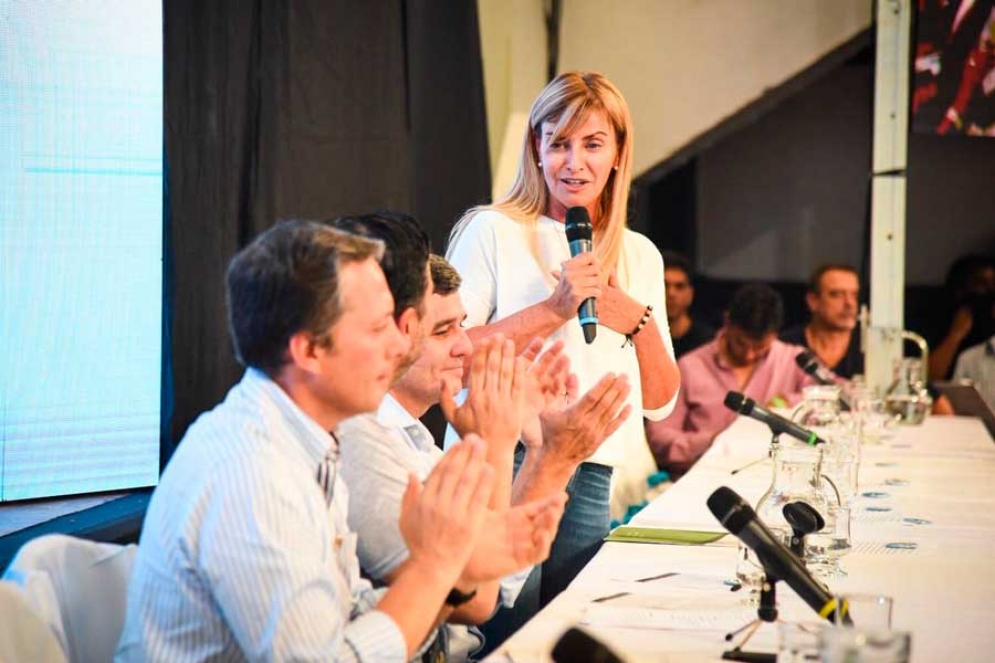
[{"x1": 622, "y1": 304, "x2": 653, "y2": 348}]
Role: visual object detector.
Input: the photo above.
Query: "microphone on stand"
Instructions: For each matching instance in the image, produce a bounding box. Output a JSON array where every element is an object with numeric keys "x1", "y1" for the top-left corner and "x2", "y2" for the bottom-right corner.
[
  {"x1": 565, "y1": 206, "x2": 598, "y2": 344},
  {"x1": 723, "y1": 392, "x2": 827, "y2": 446},
  {"x1": 795, "y1": 350, "x2": 851, "y2": 411},
  {"x1": 707, "y1": 487, "x2": 849, "y2": 625}
]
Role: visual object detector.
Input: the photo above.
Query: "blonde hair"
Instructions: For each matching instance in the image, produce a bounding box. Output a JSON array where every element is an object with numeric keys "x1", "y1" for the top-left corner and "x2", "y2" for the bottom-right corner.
[{"x1": 449, "y1": 71, "x2": 634, "y2": 284}]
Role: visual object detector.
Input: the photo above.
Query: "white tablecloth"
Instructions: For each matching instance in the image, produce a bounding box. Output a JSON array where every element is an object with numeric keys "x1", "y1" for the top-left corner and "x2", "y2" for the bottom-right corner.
[{"x1": 489, "y1": 415, "x2": 995, "y2": 662}]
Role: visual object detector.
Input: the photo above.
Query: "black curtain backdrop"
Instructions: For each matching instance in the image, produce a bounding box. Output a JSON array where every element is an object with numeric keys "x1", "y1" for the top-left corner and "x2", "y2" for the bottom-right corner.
[{"x1": 163, "y1": 1, "x2": 491, "y2": 459}]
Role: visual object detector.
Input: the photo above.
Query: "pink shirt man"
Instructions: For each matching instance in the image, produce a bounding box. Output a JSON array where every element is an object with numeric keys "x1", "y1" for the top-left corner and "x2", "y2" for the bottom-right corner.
[{"x1": 646, "y1": 337, "x2": 815, "y2": 476}]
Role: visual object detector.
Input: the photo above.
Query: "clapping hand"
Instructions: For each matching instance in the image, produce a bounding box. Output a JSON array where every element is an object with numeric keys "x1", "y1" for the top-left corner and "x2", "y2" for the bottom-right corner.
[
  {"x1": 440, "y1": 334, "x2": 527, "y2": 457},
  {"x1": 459, "y1": 491, "x2": 568, "y2": 584},
  {"x1": 517, "y1": 338, "x2": 571, "y2": 448},
  {"x1": 538, "y1": 372, "x2": 633, "y2": 466},
  {"x1": 399, "y1": 436, "x2": 495, "y2": 585}
]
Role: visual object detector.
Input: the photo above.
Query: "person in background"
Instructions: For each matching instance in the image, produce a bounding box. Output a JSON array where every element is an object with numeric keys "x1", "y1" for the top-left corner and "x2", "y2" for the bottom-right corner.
[
  {"x1": 661, "y1": 250, "x2": 715, "y2": 358},
  {"x1": 781, "y1": 264, "x2": 862, "y2": 379},
  {"x1": 116, "y1": 221, "x2": 555, "y2": 662},
  {"x1": 646, "y1": 283, "x2": 815, "y2": 478},
  {"x1": 779, "y1": 263, "x2": 955, "y2": 415},
  {"x1": 929, "y1": 254, "x2": 995, "y2": 381},
  {"x1": 952, "y1": 293, "x2": 995, "y2": 410},
  {"x1": 446, "y1": 72, "x2": 680, "y2": 630}
]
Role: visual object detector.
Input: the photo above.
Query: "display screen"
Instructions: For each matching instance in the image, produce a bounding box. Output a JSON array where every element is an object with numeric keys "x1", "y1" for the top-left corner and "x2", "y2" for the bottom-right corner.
[
  {"x1": 0, "y1": 0, "x2": 162, "y2": 500},
  {"x1": 913, "y1": 0, "x2": 995, "y2": 136}
]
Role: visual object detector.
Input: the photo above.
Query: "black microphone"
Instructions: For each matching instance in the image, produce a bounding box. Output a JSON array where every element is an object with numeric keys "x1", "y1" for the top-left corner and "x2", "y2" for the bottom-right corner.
[
  {"x1": 795, "y1": 350, "x2": 851, "y2": 411},
  {"x1": 552, "y1": 627, "x2": 625, "y2": 663},
  {"x1": 565, "y1": 206, "x2": 597, "y2": 344},
  {"x1": 707, "y1": 487, "x2": 847, "y2": 624},
  {"x1": 724, "y1": 391, "x2": 827, "y2": 446},
  {"x1": 783, "y1": 501, "x2": 825, "y2": 557}
]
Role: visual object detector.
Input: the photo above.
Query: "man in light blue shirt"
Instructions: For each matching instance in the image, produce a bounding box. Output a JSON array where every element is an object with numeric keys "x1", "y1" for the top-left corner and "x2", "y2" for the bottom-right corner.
[
  {"x1": 117, "y1": 220, "x2": 561, "y2": 662},
  {"x1": 331, "y1": 212, "x2": 632, "y2": 656},
  {"x1": 340, "y1": 255, "x2": 631, "y2": 604}
]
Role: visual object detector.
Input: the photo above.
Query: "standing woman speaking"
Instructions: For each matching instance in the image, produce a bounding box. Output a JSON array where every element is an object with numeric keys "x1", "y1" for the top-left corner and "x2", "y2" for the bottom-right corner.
[{"x1": 447, "y1": 72, "x2": 681, "y2": 613}]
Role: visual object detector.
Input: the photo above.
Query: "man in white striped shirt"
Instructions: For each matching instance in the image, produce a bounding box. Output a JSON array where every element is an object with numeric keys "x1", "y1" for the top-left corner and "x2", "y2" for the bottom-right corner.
[
  {"x1": 324, "y1": 216, "x2": 576, "y2": 632},
  {"x1": 328, "y1": 213, "x2": 631, "y2": 658},
  {"x1": 116, "y1": 220, "x2": 561, "y2": 662}
]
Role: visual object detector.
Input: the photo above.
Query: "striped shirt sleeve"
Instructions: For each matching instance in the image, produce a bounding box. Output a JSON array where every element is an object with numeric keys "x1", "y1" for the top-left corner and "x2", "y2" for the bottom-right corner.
[{"x1": 196, "y1": 454, "x2": 408, "y2": 662}]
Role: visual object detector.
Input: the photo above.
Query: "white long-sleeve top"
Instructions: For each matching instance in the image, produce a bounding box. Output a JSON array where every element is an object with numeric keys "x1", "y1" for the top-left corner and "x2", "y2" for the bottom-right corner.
[{"x1": 447, "y1": 211, "x2": 678, "y2": 508}]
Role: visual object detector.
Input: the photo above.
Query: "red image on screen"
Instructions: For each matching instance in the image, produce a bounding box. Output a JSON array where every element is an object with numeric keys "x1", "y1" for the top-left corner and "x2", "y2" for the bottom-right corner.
[{"x1": 913, "y1": 0, "x2": 995, "y2": 137}]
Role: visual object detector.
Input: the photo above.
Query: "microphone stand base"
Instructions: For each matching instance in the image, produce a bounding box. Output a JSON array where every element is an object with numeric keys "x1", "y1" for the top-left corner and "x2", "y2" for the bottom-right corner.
[
  {"x1": 723, "y1": 574, "x2": 780, "y2": 654},
  {"x1": 721, "y1": 648, "x2": 776, "y2": 663}
]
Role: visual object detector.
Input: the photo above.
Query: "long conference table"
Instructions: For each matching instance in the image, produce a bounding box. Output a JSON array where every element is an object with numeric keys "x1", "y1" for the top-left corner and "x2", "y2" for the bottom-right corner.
[{"x1": 488, "y1": 415, "x2": 995, "y2": 662}]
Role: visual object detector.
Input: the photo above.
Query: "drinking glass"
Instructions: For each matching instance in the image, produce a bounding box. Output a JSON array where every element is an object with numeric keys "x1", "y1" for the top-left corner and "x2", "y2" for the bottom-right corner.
[
  {"x1": 777, "y1": 621, "x2": 824, "y2": 662},
  {"x1": 857, "y1": 398, "x2": 897, "y2": 445},
  {"x1": 835, "y1": 593, "x2": 893, "y2": 631},
  {"x1": 820, "y1": 628, "x2": 910, "y2": 663},
  {"x1": 808, "y1": 504, "x2": 851, "y2": 579}
]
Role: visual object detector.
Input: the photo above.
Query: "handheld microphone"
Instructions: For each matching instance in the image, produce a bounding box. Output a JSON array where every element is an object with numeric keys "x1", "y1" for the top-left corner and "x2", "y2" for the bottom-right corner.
[
  {"x1": 552, "y1": 627, "x2": 624, "y2": 663},
  {"x1": 565, "y1": 206, "x2": 597, "y2": 344},
  {"x1": 795, "y1": 350, "x2": 851, "y2": 412},
  {"x1": 707, "y1": 487, "x2": 847, "y2": 624},
  {"x1": 724, "y1": 391, "x2": 827, "y2": 446}
]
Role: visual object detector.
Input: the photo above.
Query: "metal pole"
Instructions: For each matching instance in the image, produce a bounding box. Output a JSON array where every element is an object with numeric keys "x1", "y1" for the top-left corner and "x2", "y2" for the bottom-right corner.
[{"x1": 866, "y1": 0, "x2": 912, "y2": 394}]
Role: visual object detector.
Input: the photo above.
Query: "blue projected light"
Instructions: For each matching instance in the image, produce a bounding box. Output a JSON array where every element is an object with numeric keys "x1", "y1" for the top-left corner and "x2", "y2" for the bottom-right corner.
[{"x1": 0, "y1": 1, "x2": 162, "y2": 501}]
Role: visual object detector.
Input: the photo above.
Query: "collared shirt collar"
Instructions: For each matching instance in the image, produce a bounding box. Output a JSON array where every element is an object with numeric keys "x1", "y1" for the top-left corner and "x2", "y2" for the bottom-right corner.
[
  {"x1": 377, "y1": 392, "x2": 419, "y2": 428},
  {"x1": 377, "y1": 392, "x2": 435, "y2": 452},
  {"x1": 710, "y1": 333, "x2": 731, "y2": 371},
  {"x1": 242, "y1": 367, "x2": 336, "y2": 468}
]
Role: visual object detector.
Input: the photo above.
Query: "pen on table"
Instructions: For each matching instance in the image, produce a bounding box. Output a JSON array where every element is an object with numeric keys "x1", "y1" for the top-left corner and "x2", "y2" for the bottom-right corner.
[
  {"x1": 590, "y1": 572, "x2": 679, "y2": 602},
  {"x1": 634, "y1": 571, "x2": 679, "y2": 583},
  {"x1": 730, "y1": 456, "x2": 768, "y2": 475},
  {"x1": 591, "y1": 591, "x2": 630, "y2": 603}
]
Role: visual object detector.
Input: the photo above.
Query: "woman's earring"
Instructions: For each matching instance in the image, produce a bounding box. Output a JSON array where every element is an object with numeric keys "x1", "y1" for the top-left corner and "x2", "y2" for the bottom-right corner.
[
  {"x1": 537, "y1": 161, "x2": 543, "y2": 169},
  {"x1": 613, "y1": 164, "x2": 619, "y2": 171}
]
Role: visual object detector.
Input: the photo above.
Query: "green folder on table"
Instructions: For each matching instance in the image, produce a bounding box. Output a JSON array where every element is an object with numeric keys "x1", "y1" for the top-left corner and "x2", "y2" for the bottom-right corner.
[{"x1": 605, "y1": 526, "x2": 727, "y2": 545}]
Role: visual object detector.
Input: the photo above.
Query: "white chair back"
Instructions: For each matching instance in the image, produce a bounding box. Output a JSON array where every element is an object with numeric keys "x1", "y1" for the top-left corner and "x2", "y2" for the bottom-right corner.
[
  {"x1": 2, "y1": 534, "x2": 137, "y2": 663},
  {"x1": 0, "y1": 580, "x2": 66, "y2": 662}
]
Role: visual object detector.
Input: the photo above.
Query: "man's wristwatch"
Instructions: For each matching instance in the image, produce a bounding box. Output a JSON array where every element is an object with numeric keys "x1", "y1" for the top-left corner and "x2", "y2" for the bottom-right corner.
[{"x1": 444, "y1": 585, "x2": 478, "y2": 607}]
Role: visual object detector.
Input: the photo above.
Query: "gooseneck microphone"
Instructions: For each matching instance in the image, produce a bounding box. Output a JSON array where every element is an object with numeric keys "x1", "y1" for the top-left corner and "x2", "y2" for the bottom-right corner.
[
  {"x1": 724, "y1": 391, "x2": 827, "y2": 446},
  {"x1": 795, "y1": 350, "x2": 851, "y2": 412},
  {"x1": 707, "y1": 487, "x2": 847, "y2": 624},
  {"x1": 565, "y1": 206, "x2": 598, "y2": 344}
]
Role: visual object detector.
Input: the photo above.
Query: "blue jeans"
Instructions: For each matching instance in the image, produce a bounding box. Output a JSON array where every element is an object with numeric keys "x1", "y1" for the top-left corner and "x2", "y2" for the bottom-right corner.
[{"x1": 478, "y1": 448, "x2": 612, "y2": 655}]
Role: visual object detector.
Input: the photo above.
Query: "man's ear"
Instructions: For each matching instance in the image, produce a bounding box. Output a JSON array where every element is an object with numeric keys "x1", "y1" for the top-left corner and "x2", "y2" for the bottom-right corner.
[
  {"x1": 396, "y1": 306, "x2": 421, "y2": 341},
  {"x1": 805, "y1": 291, "x2": 818, "y2": 313},
  {"x1": 287, "y1": 331, "x2": 321, "y2": 374}
]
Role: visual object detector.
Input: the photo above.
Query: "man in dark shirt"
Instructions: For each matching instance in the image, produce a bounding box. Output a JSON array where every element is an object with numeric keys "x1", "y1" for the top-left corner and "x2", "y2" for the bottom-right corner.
[
  {"x1": 780, "y1": 264, "x2": 863, "y2": 379},
  {"x1": 662, "y1": 251, "x2": 715, "y2": 358}
]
